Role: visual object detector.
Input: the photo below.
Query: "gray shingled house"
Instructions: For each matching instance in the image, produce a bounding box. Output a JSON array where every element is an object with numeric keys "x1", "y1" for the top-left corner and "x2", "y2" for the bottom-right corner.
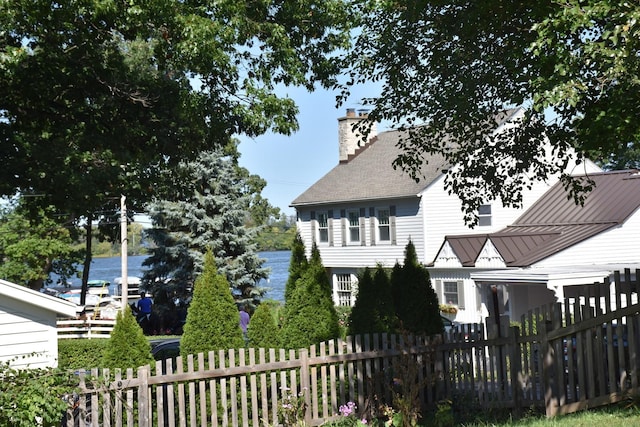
[{"x1": 291, "y1": 108, "x2": 601, "y2": 321}]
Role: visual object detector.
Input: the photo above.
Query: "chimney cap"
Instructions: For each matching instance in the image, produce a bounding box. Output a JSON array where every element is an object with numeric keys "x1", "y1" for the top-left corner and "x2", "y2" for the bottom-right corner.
[
  {"x1": 346, "y1": 108, "x2": 356, "y2": 117},
  {"x1": 357, "y1": 109, "x2": 369, "y2": 117}
]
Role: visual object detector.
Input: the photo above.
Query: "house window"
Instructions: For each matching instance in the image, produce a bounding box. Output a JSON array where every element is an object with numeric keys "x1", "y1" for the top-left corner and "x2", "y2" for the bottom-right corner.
[
  {"x1": 443, "y1": 281, "x2": 460, "y2": 305},
  {"x1": 478, "y1": 204, "x2": 492, "y2": 226},
  {"x1": 348, "y1": 211, "x2": 360, "y2": 242},
  {"x1": 318, "y1": 212, "x2": 329, "y2": 243},
  {"x1": 377, "y1": 208, "x2": 390, "y2": 241},
  {"x1": 336, "y1": 274, "x2": 354, "y2": 306}
]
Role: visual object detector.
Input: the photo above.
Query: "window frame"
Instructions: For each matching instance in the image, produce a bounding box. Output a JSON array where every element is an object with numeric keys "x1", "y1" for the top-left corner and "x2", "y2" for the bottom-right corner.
[
  {"x1": 317, "y1": 211, "x2": 329, "y2": 243},
  {"x1": 478, "y1": 204, "x2": 492, "y2": 227},
  {"x1": 377, "y1": 208, "x2": 391, "y2": 242},
  {"x1": 347, "y1": 210, "x2": 360, "y2": 243}
]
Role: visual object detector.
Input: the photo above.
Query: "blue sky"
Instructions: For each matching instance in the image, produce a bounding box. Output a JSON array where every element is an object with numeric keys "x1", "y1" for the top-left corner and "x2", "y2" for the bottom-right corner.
[{"x1": 238, "y1": 83, "x2": 382, "y2": 217}]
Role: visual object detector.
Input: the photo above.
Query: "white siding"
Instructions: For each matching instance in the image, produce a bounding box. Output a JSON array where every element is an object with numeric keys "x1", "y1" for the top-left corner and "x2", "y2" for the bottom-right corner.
[
  {"x1": 429, "y1": 269, "x2": 485, "y2": 324},
  {"x1": 296, "y1": 198, "x2": 424, "y2": 270},
  {"x1": 534, "y1": 212, "x2": 640, "y2": 268},
  {"x1": 421, "y1": 176, "x2": 556, "y2": 264},
  {"x1": 0, "y1": 296, "x2": 58, "y2": 369}
]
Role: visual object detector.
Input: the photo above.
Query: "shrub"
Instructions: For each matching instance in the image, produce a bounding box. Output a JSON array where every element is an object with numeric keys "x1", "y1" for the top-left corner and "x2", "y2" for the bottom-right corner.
[
  {"x1": 58, "y1": 338, "x2": 110, "y2": 370},
  {"x1": 281, "y1": 243, "x2": 340, "y2": 349},
  {"x1": 284, "y1": 232, "x2": 308, "y2": 303},
  {"x1": 181, "y1": 250, "x2": 244, "y2": 357},
  {"x1": 349, "y1": 265, "x2": 396, "y2": 335},
  {"x1": 391, "y1": 240, "x2": 443, "y2": 336},
  {"x1": 102, "y1": 305, "x2": 154, "y2": 370},
  {"x1": 248, "y1": 300, "x2": 281, "y2": 349},
  {"x1": 0, "y1": 357, "x2": 77, "y2": 427}
]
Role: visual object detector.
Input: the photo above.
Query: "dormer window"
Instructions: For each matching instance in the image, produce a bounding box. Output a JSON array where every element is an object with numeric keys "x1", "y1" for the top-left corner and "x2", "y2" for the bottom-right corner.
[{"x1": 478, "y1": 204, "x2": 492, "y2": 226}]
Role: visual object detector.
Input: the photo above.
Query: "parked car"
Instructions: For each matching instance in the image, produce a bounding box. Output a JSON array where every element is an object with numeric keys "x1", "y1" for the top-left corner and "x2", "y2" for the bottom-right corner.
[{"x1": 150, "y1": 338, "x2": 181, "y2": 363}]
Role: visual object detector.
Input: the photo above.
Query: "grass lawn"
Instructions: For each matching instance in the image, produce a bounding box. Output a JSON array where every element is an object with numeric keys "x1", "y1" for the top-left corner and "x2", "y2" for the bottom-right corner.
[{"x1": 459, "y1": 404, "x2": 640, "y2": 426}]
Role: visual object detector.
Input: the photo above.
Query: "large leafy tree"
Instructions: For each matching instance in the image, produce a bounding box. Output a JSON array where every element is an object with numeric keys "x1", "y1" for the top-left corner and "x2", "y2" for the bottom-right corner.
[
  {"x1": 341, "y1": 1, "x2": 640, "y2": 224},
  {"x1": 0, "y1": 202, "x2": 80, "y2": 290},
  {"x1": 0, "y1": 0, "x2": 353, "y2": 299},
  {"x1": 142, "y1": 145, "x2": 269, "y2": 305}
]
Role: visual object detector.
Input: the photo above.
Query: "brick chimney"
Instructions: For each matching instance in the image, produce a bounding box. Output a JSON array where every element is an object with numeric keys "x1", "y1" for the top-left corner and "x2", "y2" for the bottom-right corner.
[{"x1": 338, "y1": 108, "x2": 377, "y2": 162}]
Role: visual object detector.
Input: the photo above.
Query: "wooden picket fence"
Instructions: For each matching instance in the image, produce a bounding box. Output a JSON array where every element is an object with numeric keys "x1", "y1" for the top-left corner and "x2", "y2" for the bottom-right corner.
[{"x1": 63, "y1": 269, "x2": 640, "y2": 426}]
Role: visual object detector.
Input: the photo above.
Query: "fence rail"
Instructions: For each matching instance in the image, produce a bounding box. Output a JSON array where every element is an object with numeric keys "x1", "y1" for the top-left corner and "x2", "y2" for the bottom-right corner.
[
  {"x1": 62, "y1": 269, "x2": 640, "y2": 426},
  {"x1": 57, "y1": 318, "x2": 115, "y2": 339}
]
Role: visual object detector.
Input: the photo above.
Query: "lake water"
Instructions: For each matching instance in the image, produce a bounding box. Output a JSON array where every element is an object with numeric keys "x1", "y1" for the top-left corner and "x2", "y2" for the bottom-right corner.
[{"x1": 54, "y1": 251, "x2": 291, "y2": 303}]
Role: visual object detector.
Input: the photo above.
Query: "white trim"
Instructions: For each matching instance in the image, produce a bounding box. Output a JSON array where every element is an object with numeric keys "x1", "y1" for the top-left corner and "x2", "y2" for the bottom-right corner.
[{"x1": 0, "y1": 279, "x2": 77, "y2": 317}]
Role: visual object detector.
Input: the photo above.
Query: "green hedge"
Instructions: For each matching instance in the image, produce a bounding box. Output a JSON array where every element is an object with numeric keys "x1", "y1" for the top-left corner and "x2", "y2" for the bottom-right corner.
[{"x1": 58, "y1": 338, "x2": 110, "y2": 370}]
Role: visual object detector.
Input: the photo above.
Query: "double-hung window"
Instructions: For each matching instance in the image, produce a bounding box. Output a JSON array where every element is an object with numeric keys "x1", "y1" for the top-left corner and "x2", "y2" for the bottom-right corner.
[
  {"x1": 478, "y1": 204, "x2": 492, "y2": 227},
  {"x1": 317, "y1": 212, "x2": 329, "y2": 243},
  {"x1": 443, "y1": 281, "x2": 460, "y2": 305},
  {"x1": 377, "y1": 208, "x2": 390, "y2": 242},
  {"x1": 348, "y1": 210, "x2": 360, "y2": 243}
]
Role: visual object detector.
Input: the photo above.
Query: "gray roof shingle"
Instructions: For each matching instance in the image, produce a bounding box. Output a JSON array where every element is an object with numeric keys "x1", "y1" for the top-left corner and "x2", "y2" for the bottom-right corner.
[{"x1": 291, "y1": 129, "x2": 449, "y2": 206}]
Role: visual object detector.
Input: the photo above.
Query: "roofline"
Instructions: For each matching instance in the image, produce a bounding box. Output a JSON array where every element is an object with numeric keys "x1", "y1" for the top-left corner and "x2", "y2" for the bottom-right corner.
[
  {"x1": 291, "y1": 194, "x2": 421, "y2": 208},
  {"x1": 0, "y1": 279, "x2": 77, "y2": 317}
]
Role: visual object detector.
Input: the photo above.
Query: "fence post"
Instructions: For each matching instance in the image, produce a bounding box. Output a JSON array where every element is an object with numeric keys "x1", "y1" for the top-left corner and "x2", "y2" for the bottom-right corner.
[
  {"x1": 509, "y1": 325, "x2": 522, "y2": 417},
  {"x1": 299, "y1": 349, "x2": 312, "y2": 425},
  {"x1": 138, "y1": 365, "x2": 150, "y2": 427}
]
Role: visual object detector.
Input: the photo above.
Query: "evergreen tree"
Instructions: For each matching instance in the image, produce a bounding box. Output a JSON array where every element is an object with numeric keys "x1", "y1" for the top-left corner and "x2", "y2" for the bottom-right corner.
[
  {"x1": 281, "y1": 245, "x2": 340, "y2": 349},
  {"x1": 248, "y1": 301, "x2": 281, "y2": 349},
  {"x1": 349, "y1": 265, "x2": 396, "y2": 335},
  {"x1": 102, "y1": 306, "x2": 154, "y2": 370},
  {"x1": 181, "y1": 251, "x2": 245, "y2": 357},
  {"x1": 143, "y1": 146, "x2": 269, "y2": 306},
  {"x1": 391, "y1": 241, "x2": 443, "y2": 336},
  {"x1": 284, "y1": 232, "x2": 308, "y2": 302}
]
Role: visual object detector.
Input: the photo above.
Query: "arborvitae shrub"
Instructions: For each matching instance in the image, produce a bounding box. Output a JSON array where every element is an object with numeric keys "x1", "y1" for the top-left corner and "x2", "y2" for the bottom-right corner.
[
  {"x1": 284, "y1": 232, "x2": 307, "y2": 302},
  {"x1": 391, "y1": 240, "x2": 443, "y2": 335},
  {"x1": 102, "y1": 306, "x2": 154, "y2": 370},
  {"x1": 281, "y1": 245, "x2": 340, "y2": 349},
  {"x1": 247, "y1": 301, "x2": 281, "y2": 349},
  {"x1": 181, "y1": 251, "x2": 244, "y2": 357},
  {"x1": 349, "y1": 265, "x2": 396, "y2": 335}
]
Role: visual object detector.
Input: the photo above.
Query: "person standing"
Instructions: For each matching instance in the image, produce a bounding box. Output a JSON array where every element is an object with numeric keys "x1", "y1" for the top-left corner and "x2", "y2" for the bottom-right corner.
[
  {"x1": 239, "y1": 304, "x2": 250, "y2": 345},
  {"x1": 135, "y1": 291, "x2": 153, "y2": 333}
]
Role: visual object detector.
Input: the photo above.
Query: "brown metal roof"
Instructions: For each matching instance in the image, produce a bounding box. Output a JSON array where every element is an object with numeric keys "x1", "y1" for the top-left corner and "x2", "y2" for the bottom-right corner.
[
  {"x1": 445, "y1": 235, "x2": 488, "y2": 266},
  {"x1": 437, "y1": 170, "x2": 640, "y2": 267}
]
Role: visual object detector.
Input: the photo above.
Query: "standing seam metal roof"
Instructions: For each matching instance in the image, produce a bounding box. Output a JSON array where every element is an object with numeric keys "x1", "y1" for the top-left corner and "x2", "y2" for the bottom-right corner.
[{"x1": 439, "y1": 170, "x2": 640, "y2": 267}]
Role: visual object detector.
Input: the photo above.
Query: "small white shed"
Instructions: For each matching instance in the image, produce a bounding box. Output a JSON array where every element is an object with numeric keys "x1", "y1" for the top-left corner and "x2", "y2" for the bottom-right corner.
[{"x1": 0, "y1": 279, "x2": 77, "y2": 369}]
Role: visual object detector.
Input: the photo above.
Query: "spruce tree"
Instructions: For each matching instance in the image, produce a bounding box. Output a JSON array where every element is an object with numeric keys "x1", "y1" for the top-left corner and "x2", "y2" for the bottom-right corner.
[
  {"x1": 391, "y1": 240, "x2": 443, "y2": 336},
  {"x1": 143, "y1": 146, "x2": 269, "y2": 306},
  {"x1": 181, "y1": 251, "x2": 245, "y2": 357},
  {"x1": 281, "y1": 244, "x2": 340, "y2": 349},
  {"x1": 247, "y1": 301, "x2": 281, "y2": 349},
  {"x1": 349, "y1": 265, "x2": 396, "y2": 335},
  {"x1": 284, "y1": 232, "x2": 308, "y2": 302},
  {"x1": 102, "y1": 306, "x2": 154, "y2": 370}
]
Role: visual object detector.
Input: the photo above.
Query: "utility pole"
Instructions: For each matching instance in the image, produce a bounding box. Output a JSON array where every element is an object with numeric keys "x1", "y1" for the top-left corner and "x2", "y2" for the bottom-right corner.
[{"x1": 121, "y1": 195, "x2": 128, "y2": 310}]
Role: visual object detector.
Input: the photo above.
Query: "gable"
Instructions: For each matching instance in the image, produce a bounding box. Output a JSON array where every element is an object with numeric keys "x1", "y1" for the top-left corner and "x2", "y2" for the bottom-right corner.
[
  {"x1": 434, "y1": 170, "x2": 640, "y2": 268},
  {"x1": 0, "y1": 279, "x2": 77, "y2": 317},
  {"x1": 475, "y1": 239, "x2": 506, "y2": 268}
]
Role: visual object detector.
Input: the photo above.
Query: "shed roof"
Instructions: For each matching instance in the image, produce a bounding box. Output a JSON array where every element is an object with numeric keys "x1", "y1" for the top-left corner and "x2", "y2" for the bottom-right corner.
[
  {"x1": 0, "y1": 279, "x2": 77, "y2": 317},
  {"x1": 438, "y1": 170, "x2": 640, "y2": 267}
]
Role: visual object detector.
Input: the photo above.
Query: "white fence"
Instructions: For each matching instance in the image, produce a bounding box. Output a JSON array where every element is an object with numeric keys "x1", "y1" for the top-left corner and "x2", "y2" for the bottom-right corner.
[{"x1": 57, "y1": 318, "x2": 115, "y2": 339}]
